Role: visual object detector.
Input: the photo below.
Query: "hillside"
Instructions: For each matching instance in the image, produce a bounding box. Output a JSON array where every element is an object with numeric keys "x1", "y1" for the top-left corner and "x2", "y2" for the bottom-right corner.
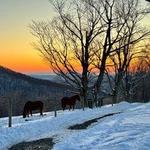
[
  {"x1": 0, "y1": 66, "x2": 68, "y2": 88},
  {"x1": 0, "y1": 66, "x2": 73, "y2": 117}
]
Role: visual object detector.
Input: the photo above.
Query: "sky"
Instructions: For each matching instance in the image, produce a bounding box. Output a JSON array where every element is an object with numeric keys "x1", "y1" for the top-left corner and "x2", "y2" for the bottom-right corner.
[
  {"x1": 0, "y1": 0, "x2": 149, "y2": 74},
  {"x1": 0, "y1": 0, "x2": 54, "y2": 74}
]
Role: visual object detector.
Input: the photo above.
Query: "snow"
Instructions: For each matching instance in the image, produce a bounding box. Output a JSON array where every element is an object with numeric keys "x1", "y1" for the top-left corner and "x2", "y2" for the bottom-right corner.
[{"x1": 0, "y1": 102, "x2": 150, "y2": 150}]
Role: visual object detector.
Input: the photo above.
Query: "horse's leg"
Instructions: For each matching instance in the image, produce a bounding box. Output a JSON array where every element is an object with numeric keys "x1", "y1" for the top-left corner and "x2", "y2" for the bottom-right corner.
[
  {"x1": 62, "y1": 104, "x2": 65, "y2": 111},
  {"x1": 69, "y1": 105, "x2": 71, "y2": 111},
  {"x1": 40, "y1": 107, "x2": 43, "y2": 116},
  {"x1": 73, "y1": 105, "x2": 75, "y2": 110},
  {"x1": 27, "y1": 111, "x2": 29, "y2": 117},
  {"x1": 30, "y1": 110, "x2": 32, "y2": 116},
  {"x1": 26, "y1": 109, "x2": 29, "y2": 117}
]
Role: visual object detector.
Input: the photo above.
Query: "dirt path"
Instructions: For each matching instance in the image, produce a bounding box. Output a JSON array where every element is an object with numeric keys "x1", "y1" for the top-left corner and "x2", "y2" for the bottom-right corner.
[{"x1": 9, "y1": 112, "x2": 121, "y2": 150}]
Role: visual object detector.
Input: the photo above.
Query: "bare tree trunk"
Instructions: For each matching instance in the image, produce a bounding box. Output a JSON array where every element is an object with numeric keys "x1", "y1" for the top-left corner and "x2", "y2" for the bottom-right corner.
[
  {"x1": 94, "y1": 63, "x2": 106, "y2": 106},
  {"x1": 81, "y1": 53, "x2": 89, "y2": 107},
  {"x1": 112, "y1": 71, "x2": 124, "y2": 104},
  {"x1": 112, "y1": 85, "x2": 119, "y2": 105},
  {"x1": 79, "y1": 94, "x2": 85, "y2": 111}
]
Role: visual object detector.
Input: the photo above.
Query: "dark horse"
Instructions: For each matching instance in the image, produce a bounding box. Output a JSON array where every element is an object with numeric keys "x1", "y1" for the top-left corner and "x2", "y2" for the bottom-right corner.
[
  {"x1": 23, "y1": 101, "x2": 43, "y2": 118},
  {"x1": 61, "y1": 94, "x2": 80, "y2": 110}
]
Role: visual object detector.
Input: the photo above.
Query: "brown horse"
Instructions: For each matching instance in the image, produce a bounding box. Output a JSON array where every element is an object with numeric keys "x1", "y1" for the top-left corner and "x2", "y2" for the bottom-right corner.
[
  {"x1": 23, "y1": 101, "x2": 43, "y2": 118},
  {"x1": 61, "y1": 94, "x2": 80, "y2": 111}
]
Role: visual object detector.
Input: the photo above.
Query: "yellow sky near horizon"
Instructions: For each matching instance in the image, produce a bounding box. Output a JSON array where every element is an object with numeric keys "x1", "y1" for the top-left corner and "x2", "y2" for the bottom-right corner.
[
  {"x1": 0, "y1": 27, "x2": 50, "y2": 73},
  {"x1": 0, "y1": 0, "x2": 54, "y2": 74},
  {"x1": 0, "y1": 0, "x2": 149, "y2": 74}
]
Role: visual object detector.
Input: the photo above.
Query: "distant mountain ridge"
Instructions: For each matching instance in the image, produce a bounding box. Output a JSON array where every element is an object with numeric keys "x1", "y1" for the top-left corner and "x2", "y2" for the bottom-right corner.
[
  {"x1": 30, "y1": 74, "x2": 56, "y2": 81},
  {"x1": 29, "y1": 73, "x2": 66, "y2": 84},
  {"x1": 0, "y1": 66, "x2": 67, "y2": 88}
]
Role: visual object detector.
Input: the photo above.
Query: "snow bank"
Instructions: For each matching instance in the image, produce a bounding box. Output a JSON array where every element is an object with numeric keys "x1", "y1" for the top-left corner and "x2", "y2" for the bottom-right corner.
[
  {"x1": 54, "y1": 102, "x2": 150, "y2": 150},
  {"x1": 0, "y1": 102, "x2": 149, "y2": 150}
]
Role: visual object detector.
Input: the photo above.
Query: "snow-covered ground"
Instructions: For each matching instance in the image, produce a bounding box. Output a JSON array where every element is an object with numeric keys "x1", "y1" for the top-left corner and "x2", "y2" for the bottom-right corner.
[{"x1": 0, "y1": 102, "x2": 150, "y2": 150}]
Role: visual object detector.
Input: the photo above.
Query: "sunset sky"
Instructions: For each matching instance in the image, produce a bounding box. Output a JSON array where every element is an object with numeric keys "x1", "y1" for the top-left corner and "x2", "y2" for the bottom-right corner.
[
  {"x1": 0, "y1": 0, "x2": 55, "y2": 74},
  {"x1": 0, "y1": 0, "x2": 149, "y2": 74}
]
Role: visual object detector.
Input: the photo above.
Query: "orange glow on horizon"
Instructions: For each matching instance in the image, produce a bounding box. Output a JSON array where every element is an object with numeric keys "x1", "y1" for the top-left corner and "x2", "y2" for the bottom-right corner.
[
  {"x1": 0, "y1": 0, "x2": 149, "y2": 74},
  {"x1": 0, "y1": 38, "x2": 51, "y2": 74}
]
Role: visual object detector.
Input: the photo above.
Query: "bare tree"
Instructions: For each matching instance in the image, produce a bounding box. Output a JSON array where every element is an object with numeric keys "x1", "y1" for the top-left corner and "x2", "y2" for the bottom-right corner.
[
  {"x1": 109, "y1": 0, "x2": 150, "y2": 104},
  {"x1": 30, "y1": 0, "x2": 104, "y2": 105},
  {"x1": 87, "y1": 0, "x2": 150, "y2": 104},
  {"x1": 127, "y1": 45, "x2": 150, "y2": 102},
  {"x1": 30, "y1": 0, "x2": 149, "y2": 107},
  {"x1": 86, "y1": 0, "x2": 132, "y2": 103}
]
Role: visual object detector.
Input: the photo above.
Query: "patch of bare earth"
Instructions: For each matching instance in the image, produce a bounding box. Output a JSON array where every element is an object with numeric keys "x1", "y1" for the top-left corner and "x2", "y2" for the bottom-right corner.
[
  {"x1": 68, "y1": 112, "x2": 121, "y2": 130},
  {"x1": 9, "y1": 138, "x2": 54, "y2": 150}
]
